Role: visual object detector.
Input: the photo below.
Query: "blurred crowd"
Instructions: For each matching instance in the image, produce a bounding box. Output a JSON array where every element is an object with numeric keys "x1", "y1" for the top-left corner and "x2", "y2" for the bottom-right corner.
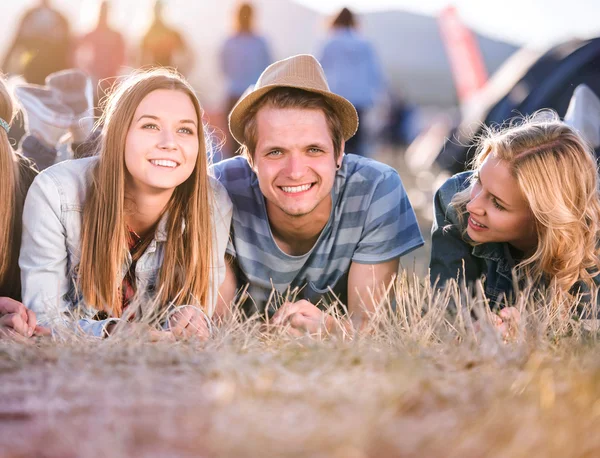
[{"x1": 2, "y1": 0, "x2": 406, "y2": 160}]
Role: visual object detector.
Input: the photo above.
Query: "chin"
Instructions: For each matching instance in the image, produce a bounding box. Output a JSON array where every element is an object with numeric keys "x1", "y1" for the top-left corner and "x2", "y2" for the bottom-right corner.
[
  {"x1": 466, "y1": 227, "x2": 483, "y2": 242},
  {"x1": 280, "y1": 205, "x2": 313, "y2": 217},
  {"x1": 146, "y1": 181, "x2": 181, "y2": 192}
]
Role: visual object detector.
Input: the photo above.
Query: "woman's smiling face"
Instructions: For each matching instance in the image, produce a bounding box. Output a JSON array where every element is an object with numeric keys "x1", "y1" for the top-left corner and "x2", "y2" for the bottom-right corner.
[
  {"x1": 124, "y1": 89, "x2": 199, "y2": 194},
  {"x1": 465, "y1": 154, "x2": 537, "y2": 253}
]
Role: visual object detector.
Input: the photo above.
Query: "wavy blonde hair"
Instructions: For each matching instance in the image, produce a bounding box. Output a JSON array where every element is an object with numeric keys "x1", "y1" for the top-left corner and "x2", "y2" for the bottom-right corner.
[
  {"x1": 79, "y1": 68, "x2": 214, "y2": 317},
  {"x1": 452, "y1": 110, "x2": 600, "y2": 293},
  {"x1": 0, "y1": 77, "x2": 18, "y2": 283}
]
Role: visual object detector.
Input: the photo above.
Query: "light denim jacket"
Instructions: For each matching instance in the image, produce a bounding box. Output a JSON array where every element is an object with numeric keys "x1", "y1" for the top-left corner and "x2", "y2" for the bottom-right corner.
[{"x1": 19, "y1": 157, "x2": 233, "y2": 337}]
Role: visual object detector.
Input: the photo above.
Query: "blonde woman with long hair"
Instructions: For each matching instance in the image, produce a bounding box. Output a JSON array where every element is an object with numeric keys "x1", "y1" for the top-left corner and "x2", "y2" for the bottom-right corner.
[
  {"x1": 20, "y1": 68, "x2": 232, "y2": 338},
  {"x1": 430, "y1": 111, "x2": 600, "y2": 317}
]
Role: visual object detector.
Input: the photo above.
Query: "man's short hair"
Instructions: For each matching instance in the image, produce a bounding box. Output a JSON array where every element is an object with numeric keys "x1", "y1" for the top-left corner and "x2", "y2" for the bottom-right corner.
[{"x1": 239, "y1": 87, "x2": 345, "y2": 166}]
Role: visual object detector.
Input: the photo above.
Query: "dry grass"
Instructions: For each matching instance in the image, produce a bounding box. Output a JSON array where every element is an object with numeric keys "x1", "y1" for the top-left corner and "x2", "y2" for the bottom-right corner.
[{"x1": 2, "y1": 274, "x2": 600, "y2": 458}]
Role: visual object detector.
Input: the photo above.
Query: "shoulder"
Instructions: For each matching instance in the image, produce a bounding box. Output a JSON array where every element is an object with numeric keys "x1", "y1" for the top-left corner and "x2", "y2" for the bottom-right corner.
[
  {"x1": 15, "y1": 152, "x2": 38, "y2": 185},
  {"x1": 211, "y1": 156, "x2": 254, "y2": 194},
  {"x1": 42, "y1": 156, "x2": 97, "y2": 181},
  {"x1": 252, "y1": 35, "x2": 269, "y2": 47},
  {"x1": 435, "y1": 171, "x2": 473, "y2": 207},
  {"x1": 31, "y1": 157, "x2": 97, "y2": 204},
  {"x1": 208, "y1": 176, "x2": 233, "y2": 231},
  {"x1": 209, "y1": 175, "x2": 232, "y2": 209},
  {"x1": 342, "y1": 154, "x2": 402, "y2": 190}
]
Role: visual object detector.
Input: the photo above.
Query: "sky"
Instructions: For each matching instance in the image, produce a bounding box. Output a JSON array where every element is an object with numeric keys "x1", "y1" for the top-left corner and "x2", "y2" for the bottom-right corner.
[
  {"x1": 3, "y1": 0, "x2": 600, "y2": 48},
  {"x1": 294, "y1": 0, "x2": 600, "y2": 47},
  {"x1": 2, "y1": 0, "x2": 600, "y2": 109}
]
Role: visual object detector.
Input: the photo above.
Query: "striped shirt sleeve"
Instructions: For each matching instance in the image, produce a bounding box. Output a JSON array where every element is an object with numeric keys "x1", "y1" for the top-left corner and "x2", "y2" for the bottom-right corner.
[{"x1": 352, "y1": 170, "x2": 424, "y2": 264}]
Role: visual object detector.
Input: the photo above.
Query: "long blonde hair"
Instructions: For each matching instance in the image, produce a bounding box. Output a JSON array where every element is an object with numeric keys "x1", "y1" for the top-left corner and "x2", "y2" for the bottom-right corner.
[
  {"x1": 0, "y1": 78, "x2": 18, "y2": 283},
  {"x1": 452, "y1": 110, "x2": 600, "y2": 293},
  {"x1": 79, "y1": 68, "x2": 213, "y2": 317}
]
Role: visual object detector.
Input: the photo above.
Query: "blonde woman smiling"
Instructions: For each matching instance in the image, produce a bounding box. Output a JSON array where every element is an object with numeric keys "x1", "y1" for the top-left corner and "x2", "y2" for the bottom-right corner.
[
  {"x1": 430, "y1": 111, "x2": 600, "y2": 309},
  {"x1": 20, "y1": 69, "x2": 232, "y2": 338}
]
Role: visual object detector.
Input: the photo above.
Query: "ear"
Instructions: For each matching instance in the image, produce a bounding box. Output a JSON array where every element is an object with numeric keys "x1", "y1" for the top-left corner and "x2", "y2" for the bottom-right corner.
[
  {"x1": 248, "y1": 154, "x2": 257, "y2": 172},
  {"x1": 336, "y1": 140, "x2": 345, "y2": 169}
]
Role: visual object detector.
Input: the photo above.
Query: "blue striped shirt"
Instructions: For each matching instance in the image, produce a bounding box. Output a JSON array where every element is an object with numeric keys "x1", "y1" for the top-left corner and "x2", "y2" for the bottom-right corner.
[{"x1": 212, "y1": 154, "x2": 424, "y2": 315}]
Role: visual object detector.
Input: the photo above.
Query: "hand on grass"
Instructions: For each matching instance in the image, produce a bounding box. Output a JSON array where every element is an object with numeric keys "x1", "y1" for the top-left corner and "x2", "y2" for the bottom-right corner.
[
  {"x1": 104, "y1": 321, "x2": 175, "y2": 342},
  {"x1": 475, "y1": 306, "x2": 521, "y2": 341},
  {"x1": 168, "y1": 305, "x2": 212, "y2": 341},
  {"x1": 495, "y1": 307, "x2": 521, "y2": 340},
  {"x1": 271, "y1": 300, "x2": 334, "y2": 336},
  {"x1": 0, "y1": 297, "x2": 51, "y2": 339}
]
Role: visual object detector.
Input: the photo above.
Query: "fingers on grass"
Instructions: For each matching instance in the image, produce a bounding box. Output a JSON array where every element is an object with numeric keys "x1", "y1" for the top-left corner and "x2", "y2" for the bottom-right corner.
[
  {"x1": 0, "y1": 313, "x2": 29, "y2": 337},
  {"x1": 34, "y1": 325, "x2": 52, "y2": 336}
]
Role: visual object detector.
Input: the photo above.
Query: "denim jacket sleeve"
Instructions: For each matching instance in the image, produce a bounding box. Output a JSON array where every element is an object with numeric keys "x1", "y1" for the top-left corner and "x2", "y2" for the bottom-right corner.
[
  {"x1": 19, "y1": 169, "x2": 116, "y2": 338},
  {"x1": 429, "y1": 172, "x2": 484, "y2": 288},
  {"x1": 207, "y1": 177, "x2": 233, "y2": 316}
]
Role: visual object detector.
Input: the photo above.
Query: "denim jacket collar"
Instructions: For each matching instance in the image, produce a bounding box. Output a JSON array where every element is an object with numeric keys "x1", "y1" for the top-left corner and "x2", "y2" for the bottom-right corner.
[
  {"x1": 154, "y1": 211, "x2": 169, "y2": 242},
  {"x1": 472, "y1": 241, "x2": 517, "y2": 282}
]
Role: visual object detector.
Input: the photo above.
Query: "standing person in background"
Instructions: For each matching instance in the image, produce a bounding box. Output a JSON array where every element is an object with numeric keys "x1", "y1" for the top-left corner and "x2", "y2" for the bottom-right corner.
[
  {"x1": 140, "y1": 0, "x2": 193, "y2": 75},
  {"x1": 2, "y1": 0, "x2": 72, "y2": 85},
  {"x1": 318, "y1": 7, "x2": 385, "y2": 157},
  {"x1": 219, "y1": 2, "x2": 271, "y2": 159},
  {"x1": 15, "y1": 69, "x2": 95, "y2": 170},
  {"x1": 75, "y1": 1, "x2": 126, "y2": 109}
]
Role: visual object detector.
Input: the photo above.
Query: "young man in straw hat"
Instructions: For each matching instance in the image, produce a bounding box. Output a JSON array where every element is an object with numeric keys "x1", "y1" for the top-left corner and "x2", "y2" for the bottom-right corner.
[{"x1": 213, "y1": 54, "x2": 423, "y2": 334}]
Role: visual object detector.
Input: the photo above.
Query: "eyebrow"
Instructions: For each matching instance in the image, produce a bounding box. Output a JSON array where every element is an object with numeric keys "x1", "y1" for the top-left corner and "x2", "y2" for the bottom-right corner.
[
  {"x1": 259, "y1": 142, "x2": 330, "y2": 151},
  {"x1": 477, "y1": 172, "x2": 512, "y2": 208},
  {"x1": 136, "y1": 114, "x2": 197, "y2": 126},
  {"x1": 307, "y1": 142, "x2": 329, "y2": 150}
]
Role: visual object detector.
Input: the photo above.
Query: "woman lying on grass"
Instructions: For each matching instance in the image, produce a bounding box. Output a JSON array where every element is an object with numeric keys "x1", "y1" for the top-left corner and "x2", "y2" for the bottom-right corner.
[
  {"x1": 0, "y1": 76, "x2": 50, "y2": 339},
  {"x1": 430, "y1": 110, "x2": 600, "y2": 325},
  {"x1": 19, "y1": 68, "x2": 232, "y2": 339}
]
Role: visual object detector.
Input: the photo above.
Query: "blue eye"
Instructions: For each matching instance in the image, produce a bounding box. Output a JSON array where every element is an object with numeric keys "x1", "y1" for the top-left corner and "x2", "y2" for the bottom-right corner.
[{"x1": 267, "y1": 150, "x2": 282, "y2": 157}]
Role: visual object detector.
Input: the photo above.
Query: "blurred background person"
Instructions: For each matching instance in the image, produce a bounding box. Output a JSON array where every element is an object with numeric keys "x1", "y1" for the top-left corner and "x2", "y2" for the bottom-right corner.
[
  {"x1": 140, "y1": 0, "x2": 193, "y2": 75},
  {"x1": 319, "y1": 7, "x2": 385, "y2": 157},
  {"x1": 75, "y1": 0, "x2": 126, "y2": 110},
  {"x1": 219, "y1": 2, "x2": 271, "y2": 159},
  {"x1": 15, "y1": 69, "x2": 96, "y2": 169},
  {"x1": 2, "y1": 0, "x2": 72, "y2": 85}
]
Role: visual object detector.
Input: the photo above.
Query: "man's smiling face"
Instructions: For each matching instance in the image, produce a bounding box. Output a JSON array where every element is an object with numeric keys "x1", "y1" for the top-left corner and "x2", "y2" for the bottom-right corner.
[{"x1": 251, "y1": 106, "x2": 341, "y2": 221}]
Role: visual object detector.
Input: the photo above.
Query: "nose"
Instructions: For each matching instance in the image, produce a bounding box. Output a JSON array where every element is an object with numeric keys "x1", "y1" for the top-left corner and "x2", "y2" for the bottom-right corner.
[
  {"x1": 284, "y1": 154, "x2": 306, "y2": 180},
  {"x1": 466, "y1": 188, "x2": 485, "y2": 216},
  {"x1": 157, "y1": 129, "x2": 177, "y2": 151}
]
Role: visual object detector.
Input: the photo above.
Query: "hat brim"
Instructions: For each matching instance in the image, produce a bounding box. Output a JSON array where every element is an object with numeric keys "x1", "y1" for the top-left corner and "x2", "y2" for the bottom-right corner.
[{"x1": 228, "y1": 84, "x2": 359, "y2": 146}]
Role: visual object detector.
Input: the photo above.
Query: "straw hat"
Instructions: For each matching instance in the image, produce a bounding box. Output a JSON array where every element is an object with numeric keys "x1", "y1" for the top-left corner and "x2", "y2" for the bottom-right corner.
[{"x1": 228, "y1": 54, "x2": 358, "y2": 145}]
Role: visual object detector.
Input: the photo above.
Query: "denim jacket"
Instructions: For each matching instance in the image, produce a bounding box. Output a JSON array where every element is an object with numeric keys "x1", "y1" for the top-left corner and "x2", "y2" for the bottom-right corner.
[
  {"x1": 19, "y1": 156, "x2": 233, "y2": 337},
  {"x1": 431, "y1": 172, "x2": 600, "y2": 312},
  {"x1": 430, "y1": 171, "x2": 519, "y2": 305}
]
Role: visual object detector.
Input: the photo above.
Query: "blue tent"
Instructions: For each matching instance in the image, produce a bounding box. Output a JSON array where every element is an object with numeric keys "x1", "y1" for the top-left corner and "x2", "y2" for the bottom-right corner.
[{"x1": 436, "y1": 37, "x2": 600, "y2": 174}]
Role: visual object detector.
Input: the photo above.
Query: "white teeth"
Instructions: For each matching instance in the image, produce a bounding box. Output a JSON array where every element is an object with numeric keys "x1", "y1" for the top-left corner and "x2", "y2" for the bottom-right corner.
[
  {"x1": 470, "y1": 217, "x2": 486, "y2": 228},
  {"x1": 281, "y1": 184, "x2": 312, "y2": 193},
  {"x1": 150, "y1": 159, "x2": 178, "y2": 168}
]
